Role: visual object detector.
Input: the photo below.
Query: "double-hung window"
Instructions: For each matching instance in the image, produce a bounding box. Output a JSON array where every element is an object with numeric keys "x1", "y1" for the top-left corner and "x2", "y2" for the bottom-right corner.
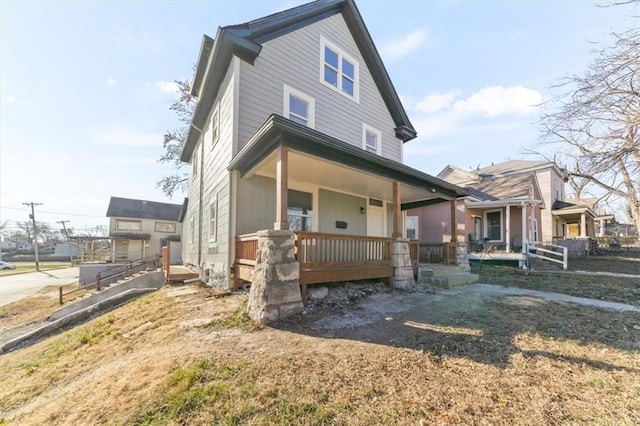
[
  {"x1": 362, "y1": 124, "x2": 382, "y2": 155},
  {"x1": 283, "y1": 85, "x2": 315, "y2": 128},
  {"x1": 320, "y1": 37, "x2": 359, "y2": 101}
]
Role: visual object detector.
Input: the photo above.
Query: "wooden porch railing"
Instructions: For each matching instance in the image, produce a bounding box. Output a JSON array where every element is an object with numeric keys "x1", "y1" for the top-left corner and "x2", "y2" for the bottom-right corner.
[
  {"x1": 295, "y1": 232, "x2": 394, "y2": 300},
  {"x1": 233, "y1": 233, "x2": 259, "y2": 288},
  {"x1": 418, "y1": 243, "x2": 446, "y2": 264}
]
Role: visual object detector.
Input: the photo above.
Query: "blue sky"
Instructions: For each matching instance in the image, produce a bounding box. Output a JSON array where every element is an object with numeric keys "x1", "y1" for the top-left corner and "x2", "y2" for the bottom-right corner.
[{"x1": 0, "y1": 0, "x2": 635, "y2": 235}]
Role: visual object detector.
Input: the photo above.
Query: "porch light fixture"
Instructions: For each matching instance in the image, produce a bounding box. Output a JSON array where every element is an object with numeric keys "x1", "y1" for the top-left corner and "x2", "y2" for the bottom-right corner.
[{"x1": 360, "y1": 207, "x2": 365, "y2": 214}]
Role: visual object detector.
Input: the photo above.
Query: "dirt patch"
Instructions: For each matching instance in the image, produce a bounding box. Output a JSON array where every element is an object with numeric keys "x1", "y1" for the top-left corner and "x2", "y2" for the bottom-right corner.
[{"x1": 1, "y1": 283, "x2": 639, "y2": 425}]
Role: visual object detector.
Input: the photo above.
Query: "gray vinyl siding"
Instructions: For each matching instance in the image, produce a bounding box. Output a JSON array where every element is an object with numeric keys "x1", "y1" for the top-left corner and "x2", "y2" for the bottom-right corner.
[
  {"x1": 182, "y1": 60, "x2": 236, "y2": 289},
  {"x1": 182, "y1": 138, "x2": 202, "y2": 267},
  {"x1": 237, "y1": 13, "x2": 400, "y2": 161},
  {"x1": 318, "y1": 189, "x2": 366, "y2": 235},
  {"x1": 236, "y1": 175, "x2": 277, "y2": 235}
]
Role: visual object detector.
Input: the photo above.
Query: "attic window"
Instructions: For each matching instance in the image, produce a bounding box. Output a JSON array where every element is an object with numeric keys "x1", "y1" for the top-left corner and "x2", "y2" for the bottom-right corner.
[
  {"x1": 211, "y1": 104, "x2": 219, "y2": 149},
  {"x1": 320, "y1": 37, "x2": 359, "y2": 102}
]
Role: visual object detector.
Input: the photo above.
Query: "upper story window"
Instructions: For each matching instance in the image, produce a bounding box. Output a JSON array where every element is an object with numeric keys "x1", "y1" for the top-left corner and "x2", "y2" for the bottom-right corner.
[
  {"x1": 155, "y1": 222, "x2": 176, "y2": 233},
  {"x1": 210, "y1": 104, "x2": 219, "y2": 149},
  {"x1": 362, "y1": 124, "x2": 382, "y2": 155},
  {"x1": 191, "y1": 145, "x2": 199, "y2": 180},
  {"x1": 320, "y1": 36, "x2": 359, "y2": 102},
  {"x1": 115, "y1": 220, "x2": 142, "y2": 231},
  {"x1": 209, "y1": 194, "x2": 218, "y2": 242},
  {"x1": 283, "y1": 85, "x2": 315, "y2": 128}
]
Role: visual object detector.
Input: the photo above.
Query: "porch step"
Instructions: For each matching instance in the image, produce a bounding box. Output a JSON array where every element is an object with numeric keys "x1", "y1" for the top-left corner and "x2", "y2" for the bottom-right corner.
[{"x1": 417, "y1": 264, "x2": 478, "y2": 289}]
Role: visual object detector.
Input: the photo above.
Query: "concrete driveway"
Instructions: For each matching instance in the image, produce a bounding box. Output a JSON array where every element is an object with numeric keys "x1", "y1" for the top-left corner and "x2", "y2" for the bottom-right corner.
[{"x1": 0, "y1": 267, "x2": 79, "y2": 306}]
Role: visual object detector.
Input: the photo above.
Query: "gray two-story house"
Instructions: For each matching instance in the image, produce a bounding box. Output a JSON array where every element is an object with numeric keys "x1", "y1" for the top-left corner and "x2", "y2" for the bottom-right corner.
[{"x1": 180, "y1": 0, "x2": 466, "y2": 295}]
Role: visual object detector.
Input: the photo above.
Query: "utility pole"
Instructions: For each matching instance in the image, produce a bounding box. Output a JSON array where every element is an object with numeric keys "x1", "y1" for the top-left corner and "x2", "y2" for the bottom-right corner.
[
  {"x1": 57, "y1": 220, "x2": 70, "y2": 241},
  {"x1": 23, "y1": 202, "x2": 43, "y2": 271}
]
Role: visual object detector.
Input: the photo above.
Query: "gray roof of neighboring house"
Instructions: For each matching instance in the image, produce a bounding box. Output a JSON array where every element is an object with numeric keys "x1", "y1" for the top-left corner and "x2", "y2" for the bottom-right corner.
[
  {"x1": 472, "y1": 173, "x2": 537, "y2": 200},
  {"x1": 181, "y1": 0, "x2": 416, "y2": 162},
  {"x1": 106, "y1": 197, "x2": 183, "y2": 221},
  {"x1": 475, "y1": 160, "x2": 556, "y2": 177}
]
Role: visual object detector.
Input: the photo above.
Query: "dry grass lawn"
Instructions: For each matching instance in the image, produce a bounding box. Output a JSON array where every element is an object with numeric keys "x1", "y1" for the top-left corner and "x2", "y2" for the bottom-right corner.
[{"x1": 1, "y1": 281, "x2": 639, "y2": 425}]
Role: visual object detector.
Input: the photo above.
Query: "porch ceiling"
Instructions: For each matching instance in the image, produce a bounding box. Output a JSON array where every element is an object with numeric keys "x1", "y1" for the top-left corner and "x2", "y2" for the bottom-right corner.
[
  {"x1": 228, "y1": 114, "x2": 468, "y2": 207},
  {"x1": 254, "y1": 149, "x2": 441, "y2": 205}
]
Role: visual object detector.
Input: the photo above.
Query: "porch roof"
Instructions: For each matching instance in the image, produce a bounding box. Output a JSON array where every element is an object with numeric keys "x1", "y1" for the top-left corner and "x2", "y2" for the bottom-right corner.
[
  {"x1": 465, "y1": 198, "x2": 543, "y2": 209},
  {"x1": 227, "y1": 115, "x2": 468, "y2": 207}
]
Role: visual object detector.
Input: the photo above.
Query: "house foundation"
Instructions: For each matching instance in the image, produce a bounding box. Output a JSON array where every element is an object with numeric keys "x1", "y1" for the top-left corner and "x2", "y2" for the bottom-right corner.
[
  {"x1": 392, "y1": 238, "x2": 416, "y2": 289},
  {"x1": 247, "y1": 229, "x2": 303, "y2": 324}
]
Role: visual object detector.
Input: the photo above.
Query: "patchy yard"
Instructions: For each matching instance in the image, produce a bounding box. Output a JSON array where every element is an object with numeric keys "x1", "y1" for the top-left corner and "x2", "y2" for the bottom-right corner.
[
  {"x1": 477, "y1": 255, "x2": 640, "y2": 306},
  {"x1": 1, "y1": 281, "x2": 639, "y2": 425}
]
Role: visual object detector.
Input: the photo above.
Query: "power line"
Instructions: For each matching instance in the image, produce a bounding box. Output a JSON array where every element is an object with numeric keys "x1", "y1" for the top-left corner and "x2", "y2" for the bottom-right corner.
[{"x1": 0, "y1": 206, "x2": 105, "y2": 218}]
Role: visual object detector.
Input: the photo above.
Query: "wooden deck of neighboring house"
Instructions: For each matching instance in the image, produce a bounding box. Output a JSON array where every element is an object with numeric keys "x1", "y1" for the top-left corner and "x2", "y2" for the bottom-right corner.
[{"x1": 161, "y1": 246, "x2": 199, "y2": 283}]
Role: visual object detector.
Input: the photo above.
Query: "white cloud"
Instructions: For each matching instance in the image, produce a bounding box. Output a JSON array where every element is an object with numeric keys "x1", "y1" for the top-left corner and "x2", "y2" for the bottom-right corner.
[
  {"x1": 453, "y1": 86, "x2": 544, "y2": 117},
  {"x1": 5, "y1": 95, "x2": 29, "y2": 104},
  {"x1": 411, "y1": 85, "x2": 544, "y2": 140},
  {"x1": 107, "y1": 77, "x2": 117, "y2": 86},
  {"x1": 381, "y1": 29, "x2": 430, "y2": 61},
  {"x1": 415, "y1": 92, "x2": 458, "y2": 113},
  {"x1": 155, "y1": 80, "x2": 179, "y2": 96}
]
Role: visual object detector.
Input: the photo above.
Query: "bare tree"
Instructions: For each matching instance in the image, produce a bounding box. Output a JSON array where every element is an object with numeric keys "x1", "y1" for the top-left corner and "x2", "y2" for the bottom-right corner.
[
  {"x1": 157, "y1": 78, "x2": 197, "y2": 198},
  {"x1": 535, "y1": 27, "x2": 640, "y2": 231}
]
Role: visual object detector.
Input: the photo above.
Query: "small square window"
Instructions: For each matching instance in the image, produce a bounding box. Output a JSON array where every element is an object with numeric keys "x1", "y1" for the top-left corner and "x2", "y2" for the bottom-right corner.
[
  {"x1": 362, "y1": 124, "x2": 382, "y2": 155},
  {"x1": 283, "y1": 85, "x2": 315, "y2": 128}
]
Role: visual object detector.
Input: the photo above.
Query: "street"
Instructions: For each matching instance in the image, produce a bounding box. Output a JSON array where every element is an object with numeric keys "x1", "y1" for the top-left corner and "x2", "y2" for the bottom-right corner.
[{"x1": 0, "y1": 267, "x2": 79, "y2": 306}]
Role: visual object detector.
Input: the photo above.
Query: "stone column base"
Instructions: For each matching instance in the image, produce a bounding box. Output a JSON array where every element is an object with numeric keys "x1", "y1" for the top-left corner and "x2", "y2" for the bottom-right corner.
[
  {"x1": 247, "y1": 230, "x2": 303, "y2": 324},
  {"x1": 392, "y1": 238, "x2": 415, "y2": 289}
]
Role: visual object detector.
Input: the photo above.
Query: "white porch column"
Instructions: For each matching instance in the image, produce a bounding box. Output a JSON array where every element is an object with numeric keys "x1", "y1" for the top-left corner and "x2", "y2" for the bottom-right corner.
[
  {"x1": 505, "y1": 205, "x2": 511, "y2": 252},
  {"x1": 580, "y1": 213, "x2": 586, "y2": 237},
  {"x1": 274, "y1": 146, "x2": 289, "y2": 231},
  {"x1": 521, "y1": 202, "x2": 528, "y2": 254}
]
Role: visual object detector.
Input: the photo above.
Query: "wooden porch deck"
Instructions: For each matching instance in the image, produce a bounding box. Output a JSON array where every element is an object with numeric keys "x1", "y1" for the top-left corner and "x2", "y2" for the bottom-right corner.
[
  {"x1": 161, "y1": 246, "x2": 199, "y2": 283},
  {"x1": 467, "y1": 252, "x2": 526, "y2": 262},
  {"x1": 234, "y1": 232, "x2": 420, "y2": 301}
]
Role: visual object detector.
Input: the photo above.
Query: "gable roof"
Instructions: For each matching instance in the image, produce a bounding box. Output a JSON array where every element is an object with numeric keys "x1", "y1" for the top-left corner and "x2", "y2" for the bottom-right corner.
[
  {"x1": 106, "y1": 197, "x2": 183, "y2": 221},
  {"x1": 472, "y1": 173, "x2": 539, "y2": 201},
  {"x1": 181, "y1": 0, "x2": 416, "y2": 162},
  {"x1": 475, "y1": 160, "x2": 567, "y2": 180}
]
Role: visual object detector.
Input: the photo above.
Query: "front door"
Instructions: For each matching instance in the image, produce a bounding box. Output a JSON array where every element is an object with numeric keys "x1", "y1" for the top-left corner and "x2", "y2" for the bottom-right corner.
[{"x1": 367, "y1": 201, "x2": 385, "y2": 237}]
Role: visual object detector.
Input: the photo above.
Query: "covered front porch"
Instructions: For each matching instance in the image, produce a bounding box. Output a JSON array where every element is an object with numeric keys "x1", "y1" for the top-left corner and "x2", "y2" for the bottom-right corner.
[{"x1": 229, "y1": 115, "x2": 466, "y2": 304}]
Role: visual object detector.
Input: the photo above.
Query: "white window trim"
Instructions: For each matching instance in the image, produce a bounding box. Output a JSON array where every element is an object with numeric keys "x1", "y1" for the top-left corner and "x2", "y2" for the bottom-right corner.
[
  {"x1": 362, "y1": 123, "x2": 382, "y2": 155},
  {"x1": 319, "y1": 36, "x2": 360, "y2": 103},
  {"x1": 154, "y1": 222, "x2": 176, "y2": 233},
  {"x1": 115, "y1": 219, "x2": 142, "y2": 231},
  {"x1": 210, "y1": 103, "x2": 219, "y2": 150},
  {"x1": 405, "y1": 215, "x2": 419, "y2": 240},
  {"x1": 483, "y1": 209, "x2": 503, "y2": 242},
  {"x1": 209, "y1": 194, "x2": 218, "y2": 242},
  {"x1": 283, "y1": 85, "x2": 315, "y2": 128}
]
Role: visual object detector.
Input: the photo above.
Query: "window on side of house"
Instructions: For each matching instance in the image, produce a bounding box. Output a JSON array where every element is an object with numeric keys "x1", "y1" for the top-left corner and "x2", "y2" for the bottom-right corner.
[
  {"x1": 115, "y1": 220, "x2": 142, "y2": 231},
  {"x1": 484, "y1": 210, "x2": 502, "y2": 241},
  {"x1": 287, "y1": 189, "x2": 313, "y2": 231},
  {"x1": 191, "y1": 146, "x2": 199, "y2": 180},
  {"x1": 211, "y1": 104, "x2": 219, "y2": 149},
  {"x1": 155, "y1": 222, "x2": 176, "y2": 233},
  {"x1": 283, "y1": 85, "x2": 315, "y2": 128},
  {"x1": 362, "y1": 123, "x2": 382, "y2": 155},
  {"x1": 405, "y1": 216, "x2": 419, "y2": 240},
  {"x1": 320, "y1": 37, "x2": 359, "y2": 101},
  {"x1": 189, "y1": 214, "x2": 195, "y2": 244},
  {"x1": 209, "y1": 195, "x2": 218, "y2": 242}
]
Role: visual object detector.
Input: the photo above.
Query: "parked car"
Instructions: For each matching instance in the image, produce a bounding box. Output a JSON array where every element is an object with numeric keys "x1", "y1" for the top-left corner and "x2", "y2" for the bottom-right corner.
[{"x1": 0, "y1": 261, "x2": 16, "y2": 270}]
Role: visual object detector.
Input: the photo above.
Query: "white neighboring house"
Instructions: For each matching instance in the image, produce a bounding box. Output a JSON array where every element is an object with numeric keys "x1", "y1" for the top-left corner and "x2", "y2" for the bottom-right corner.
[{"x1": 106, "y1": 196, "x2": 184, "y2": 264}]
